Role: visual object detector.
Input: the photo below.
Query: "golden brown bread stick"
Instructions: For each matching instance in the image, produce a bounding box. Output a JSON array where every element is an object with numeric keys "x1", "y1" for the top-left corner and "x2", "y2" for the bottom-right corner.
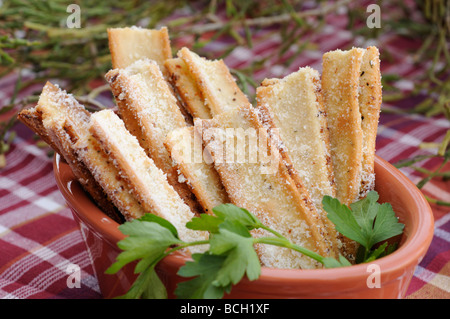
[
  {"x1": 107, "y1": 26, "x2": 172, "y2": 75},
  {"x1": 322, "y1": 47, "x2": 365, "y2": 261},
  {"x1": 105, "y1": 59, "x2": 203, "y2": 216},
  {"x1": 256, "y1": 67, "x2": 339, "y2": 258},
  {"x1": 26, "y1": 82, "x2": 123, "y2": 222},
  {"x1": 89, "y1": 109, "x2": 208, "y2": 249},
  {"x1": 17, "y1": 106, "x2": 63, "y2": 157},
  {"x1": 177, "y1": 47, "x2": 250, "y2": 117},
  {"x1": 164, "y1": 126, "x2": 229, "y2": 214},
  {"x1": 36, "y1": 82, "x2": 146, "y2": 221},
  {"x1": 165, "y1": 58, "x2": 212, "y2": 120},
  {"x1": 358, "y1": 47, "x2": 382, "y2": 198},
  {"x1": 199, "y1": 104, "x2": 332, "y2": 269},
  {"x1": 322, "y1": 48, "x2": 365, "y2": 205}
]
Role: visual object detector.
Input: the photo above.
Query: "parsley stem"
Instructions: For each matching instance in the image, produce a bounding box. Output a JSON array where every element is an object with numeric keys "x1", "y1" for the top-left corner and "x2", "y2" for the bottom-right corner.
[
  {"x1": 254, "y1": 236, "x2": 325, "y2": 264},
  {"x1": 164, "y1": 240, "x2": 211, "y2": 256},
  {"x1": 258, "y1": 224, "x2": 285, "y2": 239}
]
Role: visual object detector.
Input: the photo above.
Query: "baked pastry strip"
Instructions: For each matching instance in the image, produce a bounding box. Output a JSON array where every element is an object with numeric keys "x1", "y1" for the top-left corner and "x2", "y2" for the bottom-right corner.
[
  {"x1": 322, "y1": 47, "x2": 365, "y2": 260},
  {"x1": 107, "y1": 26, "x2": 172, "y2": 75},
  {"x1": 256, "y1": 66, "x2": 339, "y2": 257},
  {"x1": 37, "y1": 82, "x2": 146, "y2": 221},
  {"x1": 25, "y1": 82, "x2": 123, "y2": 222},
  {"x1": 69, "y1": 125, "x2": 147, "y2": 221},
  {"x1": 322, "y1": 48, "x2": 365, "y2": 205},
  {"x1": 177, "y1": 47, "x2": 250, "y2": 117},
  {"x1": 89, "y1": 109, "x2": 208, "y2": 249},
  {"x1": 108, "y1": 27, "x2": 195, "y2": 124},
  {"x1": 164, "y1": 126, "x2": 229, "y2": 214},
  {"x1": 199, "y1": 105, "x2": 332, "y2": 269},
  {"x1": 105, "y1": 59, "x2": 203, "y2": 215},
  {"x1": 17, "y1": 106, "x2": 63, "y2": 156},
  {"x1": 164, "y1": 58, "x2": 212, "y2": 120},
  {"x1": 358, "y1": 47, "x2": 382, "y2": 198}
]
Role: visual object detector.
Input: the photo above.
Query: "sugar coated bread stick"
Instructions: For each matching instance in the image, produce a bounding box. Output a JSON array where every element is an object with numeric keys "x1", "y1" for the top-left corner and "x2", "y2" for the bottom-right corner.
[
  {"x1": 25, "y1": 82, "x2": 123, "y2": 222},
  {"x1": 177, "y1": 47, "x2": 249, "y2": 117},
  {"x1": 17, "y1": 106, "x2": 63, "y2": 156},
  {"x1": 107, "y1": 26, "x2": 172, "y2": 74},
  {"x1": 37, "y1": 82, "x2": 146, "y2": 221},
  {"x1": 164, "y1": 126, "x2": 229, "y2": 214},
  {"x1": 256, "y1": 67, "x2": 339, "y2": 257},
  {"x1": 200, "y1": 105, "x2": 332, "y2": 269},
  {"x1": 358, "y1": 47, "x2": 382, "y2": 198},
  {"x1": 89, "y1": 109, "x2": 208, "y2": 248},
  {"x1": 105, "y1": 59, "x2": 203, "y2": 215},
  {"x1": 322, "y1": 47, "x2": 365, "y2": 260},
  {"x1": 322, "y1": 48, "x2": 365, "y2": 205},
  {"x1": 164, "y1": 58, "x2": 212, "y2": 120},
  {"x1": 107, "y1": 26, "x2": 193, "y2": 124}
]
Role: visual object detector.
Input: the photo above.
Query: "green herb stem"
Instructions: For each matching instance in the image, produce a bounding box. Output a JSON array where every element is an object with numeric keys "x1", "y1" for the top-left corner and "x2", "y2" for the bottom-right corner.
[
  {"x1": 165, "y1": 239, "x2": 211, "y2": 256},
  {"x1": 424, "y1": 195, "x2": 450, "y2": 207},
  {"x1": 258, "y1": 224, "x2": 285, "y2": 239},
  {"x1": 254, "y1": 236, "x2": 325, "y2": 265}
]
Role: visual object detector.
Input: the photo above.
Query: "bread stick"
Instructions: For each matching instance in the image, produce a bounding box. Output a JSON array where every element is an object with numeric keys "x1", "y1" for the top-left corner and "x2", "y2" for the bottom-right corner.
[
  {"x1": 322, "y1": 47, "x2": 365, "y2": 260},
  {"x1": 358, "y1": 47, "x2": 382, "y2": 198},
  {"x1": 256, "y1": 67, "x2": 339, "y2": 257},
  {"x1": 177, "y1": 47, "x2": 249, "y2": 116},
  {"x1": 164, "y1": 58, "x2": 212, "y2": 119},
  {"x1": 199, "y1": 105, "x2": 332, "y2": 269},
  {"x1": 106, "y1": 59, "x2": 185, "y2": 171},
  {"x1": 164, "y1": 126, "x2": 229, "y2": 214},
  {"x1": 89, "y1": 109, "x2": 208, "y2": 248},
  {"x1": 26, "y1": 82, "x2": 123, "y2": 222},
  {"x1": 35, "y1": 82, "x2": 146, "y2": 221},
  {"x1": 37, "y1": 85, "x2": 147, "y2": 221},
  {"x1": 105, "y1": 59, "x2": 203, "y2": 215},
  {"x1": 107, "y1": 26, "x2": 172, "y2": 75},
  {"x1": 68, "y1": 123, "x2": 147, "y2": 221},
  {"x1": 107, "y1": 27, "x2": 193, "y2": 124},
  {"x1": 17, "y1": 106, "x2": 63, "y2": 156},
  {"x1": 322, "y1": 48, "x2": 365, "y2": 205}
]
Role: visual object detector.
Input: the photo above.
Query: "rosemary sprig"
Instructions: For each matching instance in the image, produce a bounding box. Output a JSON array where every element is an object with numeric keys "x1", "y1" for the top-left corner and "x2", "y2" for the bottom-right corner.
[{"x1": 393, "y1": 148, "x2": 450, "y2": 206}]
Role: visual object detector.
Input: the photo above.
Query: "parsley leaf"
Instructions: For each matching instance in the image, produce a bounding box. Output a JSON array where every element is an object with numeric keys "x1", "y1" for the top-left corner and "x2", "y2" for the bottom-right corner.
[
  {"x1": 186, "y1": 203, "x2": 263, "y2": 234},
  {"x1": 208, "y1": 228, "x2": 261, "y2": 286},
  {"x1": 175, "y1": 253, "x2": 229, "y2": 299},
  {"x1": 178, "y1": 204, "x2": 262, "y2": 298},
  {"x1": 212, "y1": 203, "x2": 263, "y2": 230},
  {"x1": 105, "y1": 214, "x2": 182, "y2": 299},
  {"x1": 323, "y1": 190, "x2": 404, "y2": 263},
  {"x1": 322, "y1": 195, "x2": 368, "y2": 246},
  {"x1": 105, "y1": 217, "x2": 181, "y2": 274},
  {"x1": 322, "y1": 255, "x2": 353, "y2": 268},
  {"x1": 116, "y1": 265, "x2": 167, "y2": 299}
]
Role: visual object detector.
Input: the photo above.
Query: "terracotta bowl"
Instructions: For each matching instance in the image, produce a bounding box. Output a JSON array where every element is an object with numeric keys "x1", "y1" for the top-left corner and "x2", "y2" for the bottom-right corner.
[{"x1": 53, "y1": 154, "x2": 434, "y2": 299}]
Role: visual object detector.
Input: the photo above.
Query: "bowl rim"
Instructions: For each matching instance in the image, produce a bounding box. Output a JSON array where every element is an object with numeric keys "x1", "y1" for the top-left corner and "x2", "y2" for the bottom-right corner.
[{"x1": 53, "y1": 153, "x2": 434, "y2": 284}]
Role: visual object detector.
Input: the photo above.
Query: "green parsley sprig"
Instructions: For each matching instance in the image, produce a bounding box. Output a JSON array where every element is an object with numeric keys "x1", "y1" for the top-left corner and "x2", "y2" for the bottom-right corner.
[
  {"x1": 323, "y1": 191, "x2": 405, "y2": 264},
  {"x1": 106, "y1": 190, "x2": 404, "y2": 299}
]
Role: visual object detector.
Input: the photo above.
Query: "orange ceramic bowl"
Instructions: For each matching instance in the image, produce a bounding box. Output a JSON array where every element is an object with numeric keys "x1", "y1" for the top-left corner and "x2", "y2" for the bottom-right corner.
[{"x1": 53, "y1": 154, "x2": 434, "y2": 299}]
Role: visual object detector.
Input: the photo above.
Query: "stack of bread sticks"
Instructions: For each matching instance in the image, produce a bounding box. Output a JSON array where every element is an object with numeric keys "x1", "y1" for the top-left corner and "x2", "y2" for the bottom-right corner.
[{"x1": 18, "y1": 26, "x2": 381, "y2": 268}]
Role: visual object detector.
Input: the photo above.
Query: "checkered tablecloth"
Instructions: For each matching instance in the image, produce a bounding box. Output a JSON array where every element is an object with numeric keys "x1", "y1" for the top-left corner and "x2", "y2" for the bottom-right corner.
[{"x1": 0, "y1": 3, "x2": 449, "y2": 299}]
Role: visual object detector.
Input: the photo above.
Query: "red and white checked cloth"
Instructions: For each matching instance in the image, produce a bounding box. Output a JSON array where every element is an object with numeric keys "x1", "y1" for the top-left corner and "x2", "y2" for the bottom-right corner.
[{"x1": 0, "y1": 4, "x2": 449, "y2": 299}]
